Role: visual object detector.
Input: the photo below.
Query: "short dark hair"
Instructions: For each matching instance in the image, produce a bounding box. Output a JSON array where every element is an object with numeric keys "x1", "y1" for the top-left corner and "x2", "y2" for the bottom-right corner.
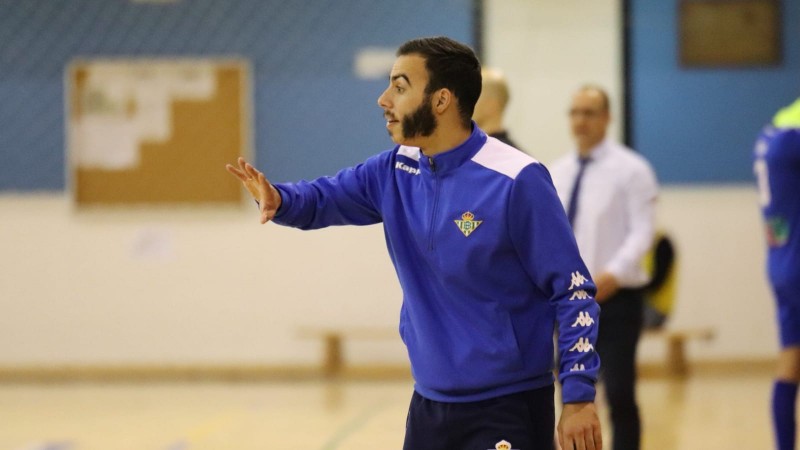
[{"x1": 397, "y1": 36, "x2": 482, "y2": 128}]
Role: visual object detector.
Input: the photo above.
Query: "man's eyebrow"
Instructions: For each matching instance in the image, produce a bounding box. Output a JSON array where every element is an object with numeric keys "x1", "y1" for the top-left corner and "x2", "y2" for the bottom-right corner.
[{"x1": 391, "y1": 74, "x2": 411, "y2": 86}]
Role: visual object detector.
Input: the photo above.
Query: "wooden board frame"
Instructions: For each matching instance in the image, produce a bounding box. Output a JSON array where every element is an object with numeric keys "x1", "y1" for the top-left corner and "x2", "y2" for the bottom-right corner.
[
  {"x1": 66, "y1": 59, "x2": 252, "y2": 206},
  {"x1": 679, "y1": 0, "x2": 781, "y2": 67}
]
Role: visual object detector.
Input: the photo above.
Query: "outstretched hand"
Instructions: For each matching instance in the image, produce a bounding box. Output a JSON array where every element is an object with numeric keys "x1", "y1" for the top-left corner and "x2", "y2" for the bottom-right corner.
[
  {"x1": 225, "y1": 157, "x2": 282, "y2": 224},
  {"x1": 558, "y1": 402, "x2": 603, "y2": 450}
]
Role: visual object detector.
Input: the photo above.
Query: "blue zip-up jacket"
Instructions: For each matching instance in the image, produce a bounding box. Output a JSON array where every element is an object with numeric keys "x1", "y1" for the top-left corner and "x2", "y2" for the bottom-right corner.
[
  {"x1": 755, "y1": 126, "x2": 800, "y2": 295},
  {"x1": 273, "y1": 125, "x2": 600, "y2": 404}
]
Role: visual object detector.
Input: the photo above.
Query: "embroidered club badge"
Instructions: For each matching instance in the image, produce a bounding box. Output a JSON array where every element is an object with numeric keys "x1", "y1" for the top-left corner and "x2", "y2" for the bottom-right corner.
[{"x1": 454, "y1": 211, "x2": 482, "y2": 237}]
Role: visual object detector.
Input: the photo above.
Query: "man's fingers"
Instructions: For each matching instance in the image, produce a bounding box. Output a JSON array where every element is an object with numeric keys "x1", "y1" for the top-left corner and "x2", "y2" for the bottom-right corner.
[
  {"x1": 228, "y1": 157, "x2": 260, "y2": 183},
  {"x1": 231, "y1": 157, "x2": 268, "y2": 183},
  {"x1": 573, "y1": 432, "x2": 586, "y2": 450},
  {"x1": 225, "y1": 164, "x2": 248, "y2": 181},
  {"x1": 257, "y1": 172, "x2": 271, "y2": 207},
  {"x1": 244, "y1": 162, "x2": 261, "y2": 180},
  {"x1": 563, "y1": 428, "x2": 592, "y2": 450},
  {"x1": 228, "y1": 157, "x2": 276, "y2": 225}
]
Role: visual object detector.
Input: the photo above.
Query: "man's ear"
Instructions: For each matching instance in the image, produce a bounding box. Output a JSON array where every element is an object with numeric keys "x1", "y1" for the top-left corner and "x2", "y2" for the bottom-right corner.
[{"x1": 433, "y1": 88, "x2": 453, "y2": 114}]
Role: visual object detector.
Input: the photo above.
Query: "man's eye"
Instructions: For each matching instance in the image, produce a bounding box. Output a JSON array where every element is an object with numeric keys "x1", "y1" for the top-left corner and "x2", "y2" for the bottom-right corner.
[{"x1": 395, "y1": 86, "x2": 405, "y2": 93}]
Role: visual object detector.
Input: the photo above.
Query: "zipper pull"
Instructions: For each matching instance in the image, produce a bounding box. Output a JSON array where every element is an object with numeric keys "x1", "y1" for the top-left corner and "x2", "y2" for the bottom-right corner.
[{"x1": 428, "y1": 157, "x2": 436, "y2": 172}]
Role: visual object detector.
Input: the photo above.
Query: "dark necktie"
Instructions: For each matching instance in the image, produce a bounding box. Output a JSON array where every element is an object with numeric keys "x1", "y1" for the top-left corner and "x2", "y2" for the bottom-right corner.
[{"x1": 566, "y1": 157, "x2": 590, "y2": 228}]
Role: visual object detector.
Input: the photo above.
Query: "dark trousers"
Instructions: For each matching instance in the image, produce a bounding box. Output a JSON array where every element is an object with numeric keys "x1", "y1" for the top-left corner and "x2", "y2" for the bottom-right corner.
[
  {"x1": 597, "y1": 288, "x2": 644, "y2": 450},
  {"x1": 403, "y1": 385, "x2": 555, "y2": 450}
]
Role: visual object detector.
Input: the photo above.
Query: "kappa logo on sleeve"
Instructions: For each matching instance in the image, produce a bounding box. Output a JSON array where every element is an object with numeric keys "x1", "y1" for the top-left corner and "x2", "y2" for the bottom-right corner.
[
  {"x1": 571, "y1": 311, "x2": 595, "y2": 327},
  {"x1": 569, "y1": 363, "x2": 586, "y2": 372},
  {"x1": 569, "y1": 290, "x2": 591, "y2": 301},
  {"x1": 569, "y1": 338, "x2": 594, "y2": 353},
  {"x1": 568, "y1": 271, "x2": 588, "y2": 290}
]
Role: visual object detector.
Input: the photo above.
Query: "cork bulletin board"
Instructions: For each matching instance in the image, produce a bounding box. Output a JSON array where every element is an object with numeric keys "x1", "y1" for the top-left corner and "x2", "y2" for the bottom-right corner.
[
  {"x1": 679, "y1": 0, "x2": 781, "y2": 67},
  {"x1": 67, "y1": 59, "x2": 250, "y2": 205}
]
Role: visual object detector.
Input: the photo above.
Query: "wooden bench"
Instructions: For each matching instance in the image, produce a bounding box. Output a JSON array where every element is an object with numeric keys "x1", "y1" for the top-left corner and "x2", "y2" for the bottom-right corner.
[
  {"x1": 642, "y1": 328, "x2": 715, "y2": 377},
  {"x1": 299, "y1": 326, "x2": 715, "y2": 378},
  {"x1": 298, "y1": 327, "x2": 399, "y2": 377}
]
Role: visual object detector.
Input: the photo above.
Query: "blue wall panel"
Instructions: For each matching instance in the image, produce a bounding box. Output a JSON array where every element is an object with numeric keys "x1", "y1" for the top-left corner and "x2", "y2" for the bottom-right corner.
[
  {"x1": 630, "y1": 0, "x2": 800, "y2": 184},
  {"x1": 0, "y1": 0, "x2": 473, "y2": 190}
]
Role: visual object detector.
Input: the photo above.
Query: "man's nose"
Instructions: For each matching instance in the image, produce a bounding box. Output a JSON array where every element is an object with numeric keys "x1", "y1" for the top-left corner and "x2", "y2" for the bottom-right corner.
[{"x1": 377, "y1": 89, "x2": 391, "y2": 109}]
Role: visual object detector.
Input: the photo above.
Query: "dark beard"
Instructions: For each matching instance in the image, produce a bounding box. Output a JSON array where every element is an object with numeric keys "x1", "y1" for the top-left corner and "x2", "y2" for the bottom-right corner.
[{"x1": 401, "y1": 93, "x2": 437, "y2": 139}]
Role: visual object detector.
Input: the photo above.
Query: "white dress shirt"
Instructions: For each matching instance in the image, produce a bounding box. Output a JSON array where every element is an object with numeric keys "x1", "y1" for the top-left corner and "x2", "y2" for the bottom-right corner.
[{"x1": 549, "y1": 139, "x2": 659, "y2": 288}]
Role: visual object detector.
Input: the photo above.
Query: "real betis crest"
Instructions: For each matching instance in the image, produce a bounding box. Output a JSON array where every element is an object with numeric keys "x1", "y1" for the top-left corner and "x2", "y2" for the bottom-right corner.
[{"x1": 454, "y1": 211, "x2": 482, "y2": 237}]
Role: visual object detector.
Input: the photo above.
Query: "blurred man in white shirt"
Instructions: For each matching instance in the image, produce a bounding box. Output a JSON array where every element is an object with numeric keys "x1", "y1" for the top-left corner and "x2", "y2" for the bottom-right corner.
[{"x1": 549, "y1": 85, "x2": 659, "y2": 450}]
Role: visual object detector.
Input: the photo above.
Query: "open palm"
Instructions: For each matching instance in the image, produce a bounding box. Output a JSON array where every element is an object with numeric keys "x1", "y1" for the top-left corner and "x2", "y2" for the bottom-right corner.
[{"x1": 225, "y1": 157, "x2": 281, "y2": 224}]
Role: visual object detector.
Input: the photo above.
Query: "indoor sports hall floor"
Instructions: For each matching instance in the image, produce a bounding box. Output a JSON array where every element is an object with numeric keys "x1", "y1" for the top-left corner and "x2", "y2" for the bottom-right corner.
[{"x1": 0, "y1": 367, "x2": 775, "y2": 450}]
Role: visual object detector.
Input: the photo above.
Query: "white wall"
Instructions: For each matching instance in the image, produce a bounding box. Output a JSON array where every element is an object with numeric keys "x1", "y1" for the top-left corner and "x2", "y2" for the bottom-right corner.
[
  {"x1": 0, "y1": 1, "x2": 778, "y2": 368},
  {"x1": 483, "y1": 0, "x2": 624, "y2": 163},
  {"x1": 0, "y1": 195, "x2": 406, "y2": 366},
  {"x1": 0, "y1": 187, "x2": 776, "y2": 366},
  {"x1": 643, "y1": 186, "x2": 776, "y2": 362}
]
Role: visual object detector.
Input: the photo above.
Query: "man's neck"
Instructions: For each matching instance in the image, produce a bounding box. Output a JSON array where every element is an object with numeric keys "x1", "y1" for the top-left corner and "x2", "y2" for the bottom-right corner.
[
  {"x1": 577, "y1": 138, "x2": 604, "y2": 159},
  {"x1": 419, "y1": 125, "x2": 472, "y2": 157},
  {"x1": 478, "y1": 117, "x2": 503, "y2": 136}
]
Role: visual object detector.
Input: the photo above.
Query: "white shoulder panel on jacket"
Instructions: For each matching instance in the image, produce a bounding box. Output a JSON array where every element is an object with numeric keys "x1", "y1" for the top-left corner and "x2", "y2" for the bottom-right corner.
[{"x1": 471, "y1": 137, "x2": 538, "y2": 179}]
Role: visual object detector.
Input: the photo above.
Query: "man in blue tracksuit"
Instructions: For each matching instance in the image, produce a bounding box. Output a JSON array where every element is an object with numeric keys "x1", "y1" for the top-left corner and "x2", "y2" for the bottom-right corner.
[
  {"x1": 754, "y1": 97, "x2": 800, "y2": 450},
  {"x1": 227, "y1": 36, "x2": 602, "y2": 450}
]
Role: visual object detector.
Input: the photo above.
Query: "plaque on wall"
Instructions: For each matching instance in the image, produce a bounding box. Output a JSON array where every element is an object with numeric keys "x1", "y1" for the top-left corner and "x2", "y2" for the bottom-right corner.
[{"x1": 679, "y1": 0, "x2": 781, "y2": 67}]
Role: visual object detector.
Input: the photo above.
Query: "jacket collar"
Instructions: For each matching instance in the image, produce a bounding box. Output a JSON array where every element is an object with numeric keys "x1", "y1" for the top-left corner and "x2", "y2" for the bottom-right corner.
[{"x1": 416, "y1": 122, "x2": 488, "y2": 174}]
